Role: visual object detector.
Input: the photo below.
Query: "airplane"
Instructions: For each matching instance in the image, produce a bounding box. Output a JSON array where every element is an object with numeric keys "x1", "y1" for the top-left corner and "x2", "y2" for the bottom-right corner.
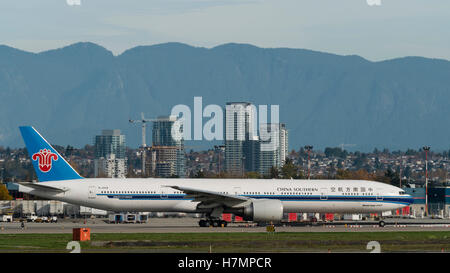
[{"x1": 15, "y1": 126, "x2": 413, "y2": 227}]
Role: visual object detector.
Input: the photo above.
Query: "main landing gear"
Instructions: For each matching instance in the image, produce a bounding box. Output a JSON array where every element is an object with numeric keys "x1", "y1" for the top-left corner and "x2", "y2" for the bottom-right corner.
[
  {"x1": 376, "y1": 216, "x2": 386, "y2": 227},
  {"x1": 198, "y1": 207, "x2": 227, "y2": 227},
  {"x1": 198, "y1": 219, "x2": 228, "y2": 227}
]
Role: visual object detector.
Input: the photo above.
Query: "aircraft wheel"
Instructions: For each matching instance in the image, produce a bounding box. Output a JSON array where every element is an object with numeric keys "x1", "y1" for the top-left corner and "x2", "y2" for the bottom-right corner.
[
  {"x1": 199, "y1": 220, "x2": 207, "y2": 227},
  {"x1": 378, "y1": 220, "x2": 386, "y2": 227},
  {"x1": 212, "y1": 220, "x2": 219, "y2": 227}
]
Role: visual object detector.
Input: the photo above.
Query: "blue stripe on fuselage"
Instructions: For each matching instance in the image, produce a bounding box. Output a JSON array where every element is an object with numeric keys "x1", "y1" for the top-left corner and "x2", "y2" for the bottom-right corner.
[{"x1": 97, "y1": 194, "x2": 413, "y2": 205}]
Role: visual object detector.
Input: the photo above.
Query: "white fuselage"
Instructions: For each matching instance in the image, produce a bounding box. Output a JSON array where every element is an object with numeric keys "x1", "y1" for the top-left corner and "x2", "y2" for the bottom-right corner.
[{"x1": 18, "y1": 178, "x2": 413, "y2": 214}]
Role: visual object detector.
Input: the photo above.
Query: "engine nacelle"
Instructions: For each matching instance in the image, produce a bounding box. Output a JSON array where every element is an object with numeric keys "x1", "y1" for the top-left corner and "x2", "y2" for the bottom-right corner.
[{"x1": 242, "y1": 199, "x2": 283, "y2": 222}]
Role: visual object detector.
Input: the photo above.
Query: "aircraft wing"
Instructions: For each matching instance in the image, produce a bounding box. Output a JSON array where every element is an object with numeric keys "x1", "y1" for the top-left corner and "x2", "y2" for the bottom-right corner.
[
  {"x1": 166, "y1": 185, "x2": 250, "y2": 209},
  {"x1": 15, "y1": 182, "x2": 68, "y2": 193}
]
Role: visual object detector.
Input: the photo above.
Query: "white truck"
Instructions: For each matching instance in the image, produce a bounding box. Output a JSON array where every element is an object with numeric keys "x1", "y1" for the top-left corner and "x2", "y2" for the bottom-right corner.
[
  {"x1": 381, "y1": 211, "x2": 392, "y2": 217},
  {"x1": 34, "y1": 216, "x2": 58, "y2": 223},
  {"x1": 343, "y1": 214, "x2": 362, "y2": 221},
  {"x1": 26, "y1": 213, "x2": 38, "y2": 222},
  {"x1": 0, "y1": 215, "x2": 13, "y2": 222}
]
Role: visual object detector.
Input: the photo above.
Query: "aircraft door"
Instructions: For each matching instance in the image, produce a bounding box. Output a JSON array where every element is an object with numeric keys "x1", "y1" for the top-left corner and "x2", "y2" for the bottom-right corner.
[
  {"x1": 233, "y1": 187, "x2": 241, "y2": 196},
  {"x1": 88, "y1": 186, "x2": 97, "y2": 199},
  {"x1": 160, "y1": 190, "x2": 168, "y2": 200},
  {"x1": 376, "y1": 189, "x2": 383, "y2": 201},
  {"x1": 320, "y1": 188, "x2": 328, "y2": 200}
]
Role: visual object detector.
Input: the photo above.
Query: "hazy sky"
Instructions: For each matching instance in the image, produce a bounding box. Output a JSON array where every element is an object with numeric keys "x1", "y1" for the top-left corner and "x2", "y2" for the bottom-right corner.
[{"x1": 1, "y1": 0, "x2": 449, "y2": 61}]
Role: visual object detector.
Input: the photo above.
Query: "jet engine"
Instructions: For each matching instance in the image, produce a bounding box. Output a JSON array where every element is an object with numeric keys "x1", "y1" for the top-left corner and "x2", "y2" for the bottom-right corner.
[{"x1": 242, "y1": 199, "x2": 283, "y2": 222}]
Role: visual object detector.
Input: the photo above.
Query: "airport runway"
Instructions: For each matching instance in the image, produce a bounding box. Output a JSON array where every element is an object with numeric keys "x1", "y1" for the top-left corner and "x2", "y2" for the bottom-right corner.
[{"x1": 2, "y1": 218, "x2": 450, "y2": 234}]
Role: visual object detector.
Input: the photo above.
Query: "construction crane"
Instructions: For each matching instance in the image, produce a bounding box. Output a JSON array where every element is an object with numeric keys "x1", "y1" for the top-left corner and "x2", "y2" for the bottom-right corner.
[{"x1": 129, "y1": 112, "x2": 155, "y2": 176}]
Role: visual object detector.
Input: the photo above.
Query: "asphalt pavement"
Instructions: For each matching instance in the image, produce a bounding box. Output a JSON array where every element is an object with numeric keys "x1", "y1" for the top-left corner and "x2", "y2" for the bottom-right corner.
[{"x1": 2, "y1": 217, "x2": 450, "y2": 234}]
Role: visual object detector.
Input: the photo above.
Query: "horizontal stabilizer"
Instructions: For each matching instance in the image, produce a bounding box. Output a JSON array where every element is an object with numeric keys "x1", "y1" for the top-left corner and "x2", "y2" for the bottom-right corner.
[{"x1": 15, "y1": 182, "x2": 68, "y2": 193}]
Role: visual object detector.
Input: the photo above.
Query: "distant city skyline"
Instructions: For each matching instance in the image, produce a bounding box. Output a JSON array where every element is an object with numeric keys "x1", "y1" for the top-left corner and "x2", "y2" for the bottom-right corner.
[
  {"x1": 1, "y1": 39, "x2": 449, "y2": 152},
  {"x1": 1, "y1": 0, "x2": 449, "y2": 61}
]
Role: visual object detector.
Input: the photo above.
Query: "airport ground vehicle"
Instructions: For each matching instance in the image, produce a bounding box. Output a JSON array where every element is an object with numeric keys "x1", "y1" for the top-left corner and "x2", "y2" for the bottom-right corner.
[
  {"x1": 0, "y1": 215, "x2": 13, "y2": 222},
  {"x1": 26, "y1": 213, "x2": 37, "y2": 222}
]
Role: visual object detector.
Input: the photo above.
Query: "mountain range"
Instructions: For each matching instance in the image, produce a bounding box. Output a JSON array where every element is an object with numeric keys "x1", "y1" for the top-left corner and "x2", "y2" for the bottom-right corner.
[{"x1": 0, "y1": 42, "x2": 449, "y2": 152}]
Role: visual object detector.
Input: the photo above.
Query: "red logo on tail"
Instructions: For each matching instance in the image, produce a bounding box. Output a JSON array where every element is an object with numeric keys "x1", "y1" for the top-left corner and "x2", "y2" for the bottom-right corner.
[{"x1": 32, "y1": 149, "x2": 58, "y2": 173}]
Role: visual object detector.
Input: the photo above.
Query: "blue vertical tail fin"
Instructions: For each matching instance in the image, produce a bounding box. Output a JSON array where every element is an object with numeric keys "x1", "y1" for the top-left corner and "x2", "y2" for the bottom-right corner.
[{"x1": 19, "y1": 126, "x2": 84, "y2": 182}]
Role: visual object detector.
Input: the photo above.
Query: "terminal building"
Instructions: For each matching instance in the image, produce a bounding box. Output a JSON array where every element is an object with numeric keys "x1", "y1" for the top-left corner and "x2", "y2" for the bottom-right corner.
[
  {"x1": 403, "y1": 187, "x2": 426, "y2": 217},
  {"x1": 403, "y1": 186, "x2": 450, "y2": 218},
  {"x1": 428, "y1": 187, "x2": 450, "y2": 217}
]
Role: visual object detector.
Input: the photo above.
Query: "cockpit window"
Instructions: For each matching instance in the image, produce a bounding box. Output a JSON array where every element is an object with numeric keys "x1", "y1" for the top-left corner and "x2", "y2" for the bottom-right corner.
[{"x1": 399, "y1": 191, "x2": 406, "y2": 195}]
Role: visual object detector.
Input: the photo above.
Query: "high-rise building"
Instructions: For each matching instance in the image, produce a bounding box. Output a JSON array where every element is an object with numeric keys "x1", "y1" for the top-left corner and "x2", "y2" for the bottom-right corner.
[
  {"x1": 259, "y1": 123, "x2": 280, "y2": 176},
  {"x1": 258, "y1": 123, "x2": 289, "y2": 176},
  {"x1": 152, "y1": 116, "x2": 183, "y2": 147},
  {"x1": 94, "y1": 153, "x2": 127, "y2": 178},
  {"x1": 148, "y1": 115, "x2": 185, "y2": 177},
  {"x1": 279, "y1": 123, "x2": 289, "y2": 166},
  {"x1": 243, "y1": 139, "x2": 260, "y2": 174},
  {"x1": 94, "y1": 129, "x2": 127, "y2": 178},
  {"x1": 146, "y1": 146, "x2": 178, "y2": 177},
  {"x1": 224, "y1": 102, "x2": 288, "y2": 177},
  {"x1": 224, "y1": 102, "x2": 258, "y2": 175}
]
